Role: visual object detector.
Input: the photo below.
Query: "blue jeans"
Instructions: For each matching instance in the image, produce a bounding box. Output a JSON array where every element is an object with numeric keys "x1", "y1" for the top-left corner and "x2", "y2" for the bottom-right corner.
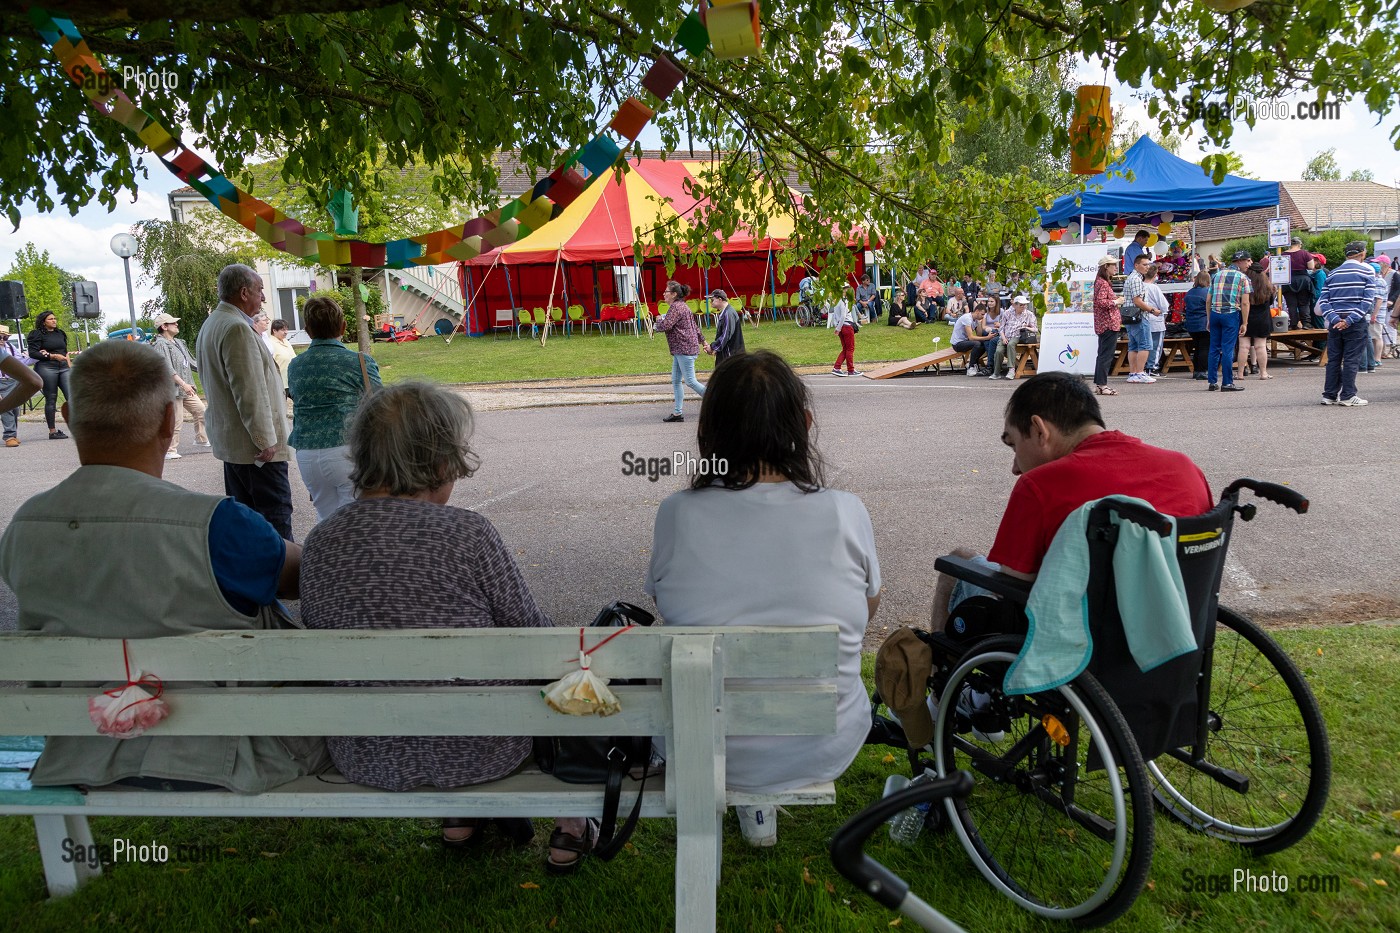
[
  {"x1": 1362, "y1": 328, "x2": 1376, "y2": 370},
  {"x1": 671, "y1": 354, "x2": 704, "y2": 413},
  {"x1": 1125, "y1": 319, "x2": 1151, "y2": 352},
  {"x1": 1323, "y1": 323, "x2": 1367, "y2": 401},
  {"x1": 1208, "y1": 312, "x2": 1241, "y2": 385}
]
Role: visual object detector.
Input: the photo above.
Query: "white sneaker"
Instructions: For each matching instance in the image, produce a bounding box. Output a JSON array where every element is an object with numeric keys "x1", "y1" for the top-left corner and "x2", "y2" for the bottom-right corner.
[
  {"x1": 1320, "y1": 397, "x2": 1339, "y2": 406},
  {"x1": 1338, "y1": 396, "x2": 1369, "y2": 406},
  {"x1": 737, "y1": 805, "x2": 777, "y2": 847},
  {"x1": 966, "y1": 365, "x2": 979, "y2": 376},
  {"x1": 1125, "y1": 373, "x2": 1142, "y2": 384},
  {"x1": 164, "y1": 452, "x2": 182, "y2": 460},
  {"x1": 194, "y1": 439, "x2": 212, "y2": 447},
  {"x1": 1139, "y1": 373, "x2": 1157, "y2": 383}
]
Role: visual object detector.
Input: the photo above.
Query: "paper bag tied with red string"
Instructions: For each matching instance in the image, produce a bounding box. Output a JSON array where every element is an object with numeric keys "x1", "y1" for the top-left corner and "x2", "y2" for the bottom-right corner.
[{"x1": 541, "y1": 626, "x2": 634, "y2": 716}]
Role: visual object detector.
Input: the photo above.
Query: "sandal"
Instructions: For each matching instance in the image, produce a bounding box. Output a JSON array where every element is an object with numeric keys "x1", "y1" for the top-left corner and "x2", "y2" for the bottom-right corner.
[
  {"x1": 545, "y1": 818, "x2": 599, "y2": 876},
  {"x1": 441, "y1": 817, "x2": 481, "y2": 849},
  {"x1": 1093, "y1": 385, "x2": 1118, "y2": 396}
]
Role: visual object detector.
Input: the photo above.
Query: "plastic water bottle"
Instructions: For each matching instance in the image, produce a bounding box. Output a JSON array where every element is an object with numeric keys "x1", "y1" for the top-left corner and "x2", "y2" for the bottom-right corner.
[{"x1": 888, "y1": 770, "x2": 936, "y2": 844}]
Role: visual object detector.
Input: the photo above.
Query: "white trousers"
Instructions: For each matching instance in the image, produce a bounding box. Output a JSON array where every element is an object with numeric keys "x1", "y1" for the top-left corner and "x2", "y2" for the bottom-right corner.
[{"x1": 295, "y1": 445, "x2": 356, "y2": 524}]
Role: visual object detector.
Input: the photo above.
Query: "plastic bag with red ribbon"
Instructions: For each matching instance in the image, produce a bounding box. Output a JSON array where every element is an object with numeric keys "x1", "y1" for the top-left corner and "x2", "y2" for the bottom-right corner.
[
  {"x1": 87, "y1": 641, "x2": 169, "y2": 739},
  {"x1": 541, "y1": 625, "x2": 635, "y2": 717}
]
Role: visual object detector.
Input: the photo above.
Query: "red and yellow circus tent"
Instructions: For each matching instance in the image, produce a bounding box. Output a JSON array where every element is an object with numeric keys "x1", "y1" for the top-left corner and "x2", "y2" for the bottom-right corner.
[{"x1": 458, "y1": 157, "x2": 865, "y2": 332}]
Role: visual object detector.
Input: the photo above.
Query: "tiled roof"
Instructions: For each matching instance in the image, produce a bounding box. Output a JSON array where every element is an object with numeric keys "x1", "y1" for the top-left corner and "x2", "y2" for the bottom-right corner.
[
  {"x1": 1191, "y1": 188, "x2": 1309, "y2": 242},
  {"x1": 168, "y1": 150, "x2": 812, "y2": 204},
  {"x1": 1281, "y1": 181, "x2": 1400, "y2": 230}
]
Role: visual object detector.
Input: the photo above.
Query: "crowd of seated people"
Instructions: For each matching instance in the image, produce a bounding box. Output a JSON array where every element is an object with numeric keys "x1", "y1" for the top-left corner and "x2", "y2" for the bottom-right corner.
[{"x1": 2, "y1": 337, "x2": 1215, "y2": 871}]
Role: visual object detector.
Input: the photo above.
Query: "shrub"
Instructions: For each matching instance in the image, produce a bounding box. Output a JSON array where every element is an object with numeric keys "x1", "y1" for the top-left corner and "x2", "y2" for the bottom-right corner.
[{"x1": 1222, "y1": 230, "x2": 1374, "y2": 269}]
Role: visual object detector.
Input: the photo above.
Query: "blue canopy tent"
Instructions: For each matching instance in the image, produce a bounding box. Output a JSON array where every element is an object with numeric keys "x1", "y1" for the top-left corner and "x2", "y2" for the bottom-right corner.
[{"x1": 1038, "y1": 137, "x2": 1279, "y2": 229}]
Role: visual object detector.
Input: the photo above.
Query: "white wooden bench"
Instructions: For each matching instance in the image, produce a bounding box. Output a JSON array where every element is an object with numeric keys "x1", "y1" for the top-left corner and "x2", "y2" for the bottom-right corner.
[{"x1": 0, "y1": 626, "x2": 839, "y2": 933}]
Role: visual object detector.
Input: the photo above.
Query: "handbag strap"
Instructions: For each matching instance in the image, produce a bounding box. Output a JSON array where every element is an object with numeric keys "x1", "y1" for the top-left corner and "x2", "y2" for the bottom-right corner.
[
  {"x1": 592, "y1": 744, "x2": 649, "y2": 861},
  {"x1": 358, "y1": 352, "x2": 372, "y2": 393}
]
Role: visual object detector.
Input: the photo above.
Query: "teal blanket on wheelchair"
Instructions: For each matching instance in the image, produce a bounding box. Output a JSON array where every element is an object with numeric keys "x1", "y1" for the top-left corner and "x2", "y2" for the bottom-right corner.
[{"x1": 1005, "y1": 495, "x2": 1196, "y2": 694}]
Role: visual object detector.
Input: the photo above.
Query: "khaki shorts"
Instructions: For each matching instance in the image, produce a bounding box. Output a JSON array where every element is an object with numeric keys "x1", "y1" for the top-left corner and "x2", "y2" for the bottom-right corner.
[{"x1": 1370, "y1": 318, "x2": 1385, "y2": 340}]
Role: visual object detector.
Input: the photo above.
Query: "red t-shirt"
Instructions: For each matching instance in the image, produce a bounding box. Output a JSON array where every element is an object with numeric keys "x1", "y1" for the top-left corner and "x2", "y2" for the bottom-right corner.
[{"x1": 987, "y1": 431, "x2": 1213, "y2": 576}]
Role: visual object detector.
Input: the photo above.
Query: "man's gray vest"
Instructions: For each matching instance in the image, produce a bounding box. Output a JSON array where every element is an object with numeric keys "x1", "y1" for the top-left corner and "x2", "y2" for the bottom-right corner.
[{"x1": 0, "y1": 464, "x2": 326, "y2": 792}]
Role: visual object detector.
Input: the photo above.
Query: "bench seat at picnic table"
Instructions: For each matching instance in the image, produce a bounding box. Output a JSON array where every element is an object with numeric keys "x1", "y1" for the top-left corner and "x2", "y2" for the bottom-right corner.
[{"x1": 0, "y1": 626, "x2": 840, "y2": 933}]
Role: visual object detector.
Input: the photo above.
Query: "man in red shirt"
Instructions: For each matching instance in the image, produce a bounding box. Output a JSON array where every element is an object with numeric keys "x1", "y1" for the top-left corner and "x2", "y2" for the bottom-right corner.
[{"x1": 932, "y1": 371, "x2": 1213, "y2": 627}]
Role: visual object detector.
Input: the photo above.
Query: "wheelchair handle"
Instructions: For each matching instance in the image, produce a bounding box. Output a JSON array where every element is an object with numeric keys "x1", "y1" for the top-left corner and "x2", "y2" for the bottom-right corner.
[
  {"x1": 1090, "y1": 498, "x2": 1173, "y2": 537},
  {"x1": 829, "y1": 771, "x2": 974, "y2": 910},
  {"x1": 1223, "y1": 478, "x2": 1309, "y2": 515}
]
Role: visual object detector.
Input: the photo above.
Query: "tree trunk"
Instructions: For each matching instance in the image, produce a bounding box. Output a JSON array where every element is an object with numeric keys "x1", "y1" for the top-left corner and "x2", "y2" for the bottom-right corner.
[{"x1": 350, "y1": 265, "x2": 371, "y2": 352}]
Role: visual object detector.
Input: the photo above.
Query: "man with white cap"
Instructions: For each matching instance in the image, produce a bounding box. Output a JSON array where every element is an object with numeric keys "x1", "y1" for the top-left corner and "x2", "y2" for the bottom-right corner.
[
  {"x1": 1316, "y1": 240, "x2": 1382, "y2": 406},
  {"x1": 990, "y1": 295, "x2": 1038, "y2": 380}
]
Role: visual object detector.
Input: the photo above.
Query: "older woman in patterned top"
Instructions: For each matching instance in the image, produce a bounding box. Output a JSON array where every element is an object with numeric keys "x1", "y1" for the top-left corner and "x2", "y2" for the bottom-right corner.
[
  {"x1": 298, "y1": 382, "x2": 595, "y2": 873},
  {"x1": 286, "y1": 296, "x2": 381, "y2": 523}
]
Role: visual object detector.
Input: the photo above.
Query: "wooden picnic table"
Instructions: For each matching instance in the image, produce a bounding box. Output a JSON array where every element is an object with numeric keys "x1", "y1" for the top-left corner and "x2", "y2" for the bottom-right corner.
[{"x1": 1267, "y1": 328, "x2": 1328, "y2": 365}]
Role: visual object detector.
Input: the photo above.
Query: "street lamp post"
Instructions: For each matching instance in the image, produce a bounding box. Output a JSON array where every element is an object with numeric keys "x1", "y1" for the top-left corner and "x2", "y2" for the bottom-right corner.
[{"x1": 109, "y1": 232, "x2": 138, "y2": 334}]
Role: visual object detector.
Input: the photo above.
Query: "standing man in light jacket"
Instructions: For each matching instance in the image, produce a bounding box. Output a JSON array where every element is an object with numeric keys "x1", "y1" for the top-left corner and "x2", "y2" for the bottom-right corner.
[
  {"x1": 1316, "y1": 241, "x2": 1382, "y2": 407},
  {"x1": 704, "y1": 290, "x2": 745, "y2": 365},
  {"x1": 196, "y1": 264, "x2": 294, "y2": 539}
]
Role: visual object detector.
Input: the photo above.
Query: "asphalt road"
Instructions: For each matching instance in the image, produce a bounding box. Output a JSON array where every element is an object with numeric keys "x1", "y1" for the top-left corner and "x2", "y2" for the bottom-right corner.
[{"x1": 2, "y1": 359, "x2": 1397, "y2": 643}]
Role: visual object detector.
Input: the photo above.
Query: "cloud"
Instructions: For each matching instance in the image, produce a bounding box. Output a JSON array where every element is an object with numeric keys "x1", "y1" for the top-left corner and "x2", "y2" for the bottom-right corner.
[{"x1": 0, "y1": 178, "x2": 180, "y2": 327}]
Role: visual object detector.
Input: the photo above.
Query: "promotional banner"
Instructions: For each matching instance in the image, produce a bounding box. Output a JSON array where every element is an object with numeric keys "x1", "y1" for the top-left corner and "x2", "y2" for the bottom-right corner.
[
  {"x1": 1038, "y1": 312, "x2": 1098, "y2": 375},
  {"x1": 1044, "y1": 243, "x2": 1119, "y2": 313}
]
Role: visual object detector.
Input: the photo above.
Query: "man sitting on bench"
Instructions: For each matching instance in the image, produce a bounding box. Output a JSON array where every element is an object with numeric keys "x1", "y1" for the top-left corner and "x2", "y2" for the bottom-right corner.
[
  {"x1": 930, "y1": 372, "x2": 1213, "y2": 628},
  {"x1": 0, "y1": 340, "x2": 328, "y2": 793}
]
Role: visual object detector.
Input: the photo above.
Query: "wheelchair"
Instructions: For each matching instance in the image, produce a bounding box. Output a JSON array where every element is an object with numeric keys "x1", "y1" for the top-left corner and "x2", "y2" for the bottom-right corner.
[
  {"x1": 794, "y1": 298, "x2": 827, "y2": 327},
  {"x1": 861, "y1": 479, "x2": 1331, "y2": 928}
]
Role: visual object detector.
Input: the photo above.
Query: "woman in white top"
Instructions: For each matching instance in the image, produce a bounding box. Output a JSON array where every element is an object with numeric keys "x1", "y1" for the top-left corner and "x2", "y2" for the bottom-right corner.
[
  {"x1": 1143, "y1": 265, "x2": 1171, "y2": 375},
  {"x1": 646, "y1": 349, "x2": 880, "y2": 846}
]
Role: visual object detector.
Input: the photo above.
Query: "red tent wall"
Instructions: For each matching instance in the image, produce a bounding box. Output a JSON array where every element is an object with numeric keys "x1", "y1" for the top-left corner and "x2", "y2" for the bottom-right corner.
[{"x1": 458, "y1": 251, "x2": 864, "y2": 335}]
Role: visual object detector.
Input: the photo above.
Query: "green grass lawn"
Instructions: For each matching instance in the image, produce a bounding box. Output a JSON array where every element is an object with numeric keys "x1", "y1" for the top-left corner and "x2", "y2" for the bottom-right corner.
[
  {"x1": 2, "y1": 625, "x2": 1395, "y2": 932},
  {"x1": 367, "y1": 318, "x2": 956, "y2": 384}
]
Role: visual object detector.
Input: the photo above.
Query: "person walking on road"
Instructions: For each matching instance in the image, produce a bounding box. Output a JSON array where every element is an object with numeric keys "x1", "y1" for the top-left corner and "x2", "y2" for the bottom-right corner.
[
  {"x1": 705, "y1": 290, "x2": 745, "y2": 365},
  {"x1": 655, "y1": 280, "x2": 705, "y2": 423},
  {"x1": 151, "y1": 312, "x2": 208, "y2": 460},
  {"x1": 1206, "y1": 251, "x2": 1252, "y2": 393}
]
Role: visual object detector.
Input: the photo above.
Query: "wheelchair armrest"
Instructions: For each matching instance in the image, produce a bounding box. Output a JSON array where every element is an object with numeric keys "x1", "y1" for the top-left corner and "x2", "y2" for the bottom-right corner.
[{"x1": 932, "y1": 555, "x2": 1034, "y2": 605}]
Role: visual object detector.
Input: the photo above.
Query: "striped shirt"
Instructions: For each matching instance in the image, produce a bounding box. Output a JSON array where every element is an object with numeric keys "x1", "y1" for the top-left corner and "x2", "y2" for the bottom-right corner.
[
  {"x1": 1207, "y1": 267, "x2": 1250, "y2": 314},
  {"x1": 1317, "y1": 259, "x2": 1381, "y2": 327}
]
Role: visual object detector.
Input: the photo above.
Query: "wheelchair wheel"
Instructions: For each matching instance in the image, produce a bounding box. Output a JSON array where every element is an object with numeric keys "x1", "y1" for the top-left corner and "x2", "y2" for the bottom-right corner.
[
  {"x1": 795, "y1": 303, "x2": 814, "y2": 327},
  {"x1": 933, "y1": 636, "x2": 1153, "y2": 928},
  {"x1": 1148, "y1": 607, "x2": 1330, "y2": 855}
]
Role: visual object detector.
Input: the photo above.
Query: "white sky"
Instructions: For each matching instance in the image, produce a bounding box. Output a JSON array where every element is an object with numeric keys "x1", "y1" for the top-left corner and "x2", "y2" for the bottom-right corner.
[{"x1": 4, "y1": 68, "x2": 1396, "y2": 328}]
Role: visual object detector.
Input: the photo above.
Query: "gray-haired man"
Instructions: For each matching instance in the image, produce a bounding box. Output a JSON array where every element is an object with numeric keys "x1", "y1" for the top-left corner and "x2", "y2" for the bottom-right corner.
[{"x1": 196, "y1": 264, "x2": 294, "y2": 539}]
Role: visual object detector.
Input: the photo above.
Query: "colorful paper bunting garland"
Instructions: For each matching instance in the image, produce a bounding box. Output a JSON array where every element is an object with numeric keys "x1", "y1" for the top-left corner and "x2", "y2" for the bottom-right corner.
[{"x1": 31, "y1": 3, "x2": 764, "y2": 269}]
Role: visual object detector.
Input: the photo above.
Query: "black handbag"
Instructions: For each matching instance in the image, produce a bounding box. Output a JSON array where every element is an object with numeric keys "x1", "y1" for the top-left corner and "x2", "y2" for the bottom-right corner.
[{"x1": 534, "y1": 601, "x2": 658, "y2": 861}]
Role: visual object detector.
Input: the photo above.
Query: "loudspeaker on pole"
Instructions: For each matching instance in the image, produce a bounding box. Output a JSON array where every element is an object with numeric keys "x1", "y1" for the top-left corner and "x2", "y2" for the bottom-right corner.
[
  {"x1": 0, "y1": 281, "x2": 27, "y2": 321},
  {"x1": 72, "y1": 281, "x2": 101, "y2": 320}
]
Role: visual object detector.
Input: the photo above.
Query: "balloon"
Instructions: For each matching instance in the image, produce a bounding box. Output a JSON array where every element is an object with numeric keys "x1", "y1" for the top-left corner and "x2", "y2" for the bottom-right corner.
[
  {"x1": 1155, "y1": 239, "x2": 1171, "y2": 256},
  {"x1": 1147, "y1": 233, "x2": 1159, "y2": 246},
  {"x1": 1048, "y1": 229, "x2": 1064, "y2": 242},
  {"x1": 1031, "y1": 247, "x2": 1043, "y2": 260},
  {"x1": 1161, "y1": 212, "x2": 1175, "y2": 223},
  {"x1": 1066, "y1": 222, "x2": 1081, "y2": 237},
  {"x1": 1037, "y1": 230, "x2": 1050, "y2": 244},
  {"x1": 1158, "y1": 222, "x2": 1172, "y2": 236}
]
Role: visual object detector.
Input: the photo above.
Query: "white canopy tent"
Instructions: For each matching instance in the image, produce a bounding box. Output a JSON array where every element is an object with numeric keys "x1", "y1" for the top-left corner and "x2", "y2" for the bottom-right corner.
[{"x1": 1372, "y1": 233, "x2": 1400, "y2": 259}]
